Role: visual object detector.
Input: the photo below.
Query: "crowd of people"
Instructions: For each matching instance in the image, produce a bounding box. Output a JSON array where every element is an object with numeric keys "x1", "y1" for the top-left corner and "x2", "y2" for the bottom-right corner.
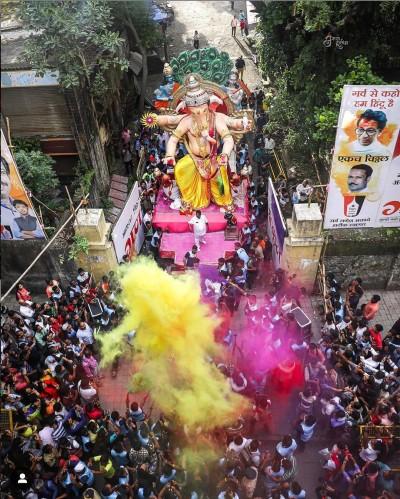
[{"x1": 2, "y1": 111, "x2": 400, "y2": 499}]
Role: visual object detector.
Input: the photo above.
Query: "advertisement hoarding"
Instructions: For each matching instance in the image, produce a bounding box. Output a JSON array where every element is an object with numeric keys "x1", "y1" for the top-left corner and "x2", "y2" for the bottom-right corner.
[
  {"x1": 1, "y1": 130, "x2": 46, "y2": 240},
  {"x1": 111, "y1": 181, "x2": 144, "y2": 262},
  {"x1": 324, "y1": 85, "x2": 400, "y2": 229},
  {"x1": 267, "y1": 177, "x2": 287, "y2": 269}
]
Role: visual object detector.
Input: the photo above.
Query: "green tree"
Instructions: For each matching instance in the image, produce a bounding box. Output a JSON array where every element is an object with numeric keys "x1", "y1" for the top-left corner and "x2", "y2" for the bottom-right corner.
[
  {"x1": 257, "y1": 0, "x2": 400, "y2": 177},
  {"x1": 14, "y1": 149, "x2": 60, "y2": 199},
  {"x1": 19, "y1": 0, "x2": 129, "y2": 101},
  {"x1": 314, "y1": 56, "x2": 385, "y2": 151}
]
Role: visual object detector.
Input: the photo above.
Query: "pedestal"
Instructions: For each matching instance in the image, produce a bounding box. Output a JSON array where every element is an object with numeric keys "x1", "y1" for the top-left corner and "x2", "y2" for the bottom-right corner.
[
  {"x1": 74, "y1": 209, "x2": 118, "y2": 281},
  {"x1": 281, "y1": 203, "x2": 324, "y2": 291}
]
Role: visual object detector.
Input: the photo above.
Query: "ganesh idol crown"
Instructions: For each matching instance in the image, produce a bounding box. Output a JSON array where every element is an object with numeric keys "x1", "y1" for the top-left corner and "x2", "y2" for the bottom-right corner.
[{"x1": 141, "y1": 56, "x2": 253, "y2": 212}]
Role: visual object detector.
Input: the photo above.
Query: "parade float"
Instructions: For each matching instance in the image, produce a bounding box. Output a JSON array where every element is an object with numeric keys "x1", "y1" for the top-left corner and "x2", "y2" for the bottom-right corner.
[{"x1": 141, "y1": 47, "x2": 254, "y2": 264}]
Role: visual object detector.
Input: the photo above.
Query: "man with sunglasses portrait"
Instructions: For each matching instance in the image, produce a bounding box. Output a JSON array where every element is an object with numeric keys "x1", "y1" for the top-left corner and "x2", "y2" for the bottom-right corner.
[{"x1": 347, "y1": 109, "x2": 390, "y2": 156}]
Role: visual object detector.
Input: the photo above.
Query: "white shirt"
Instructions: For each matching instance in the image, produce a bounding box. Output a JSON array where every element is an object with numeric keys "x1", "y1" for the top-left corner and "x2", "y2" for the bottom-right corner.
[
  {"x1": 163, "y1": 182, "x2": 180, "y2": 201},
  {"x1": 228, "y1": 437, "x2": 251, "y2": 454},
  {"x1": 78, "y1": 381, "x2": 97, "y2": 402},
  {"x1": 189, "y1": 214, "x2": 208, "y2": 236},
  {"x1": 19, "y1": 304, "x2": 34, "y2": 318},
  {"x1": 77, "y1": 324, "x2": 94, "y2": 345},
  {"x1": 77, "y1": 272, "x2": 89, "y2": 284},
  {"x1": 39, "y1": 426, "x2": 56, "y2": 447},
  {"x1": 296, "y1": 183, "x2": 313, "y2": 201},
  {"x1": 264, "y1": 137, "x2": 275, "y2": 150},
  {"x1": 276, "y1": 439, "x2": 297, "y2": 457},
  {"x1": 236, "y1": 247, "x2": 249, "y2": 265},
  {"x1": 143, "y1": 212, "x2": 152, "y2": 225},
  {"x1": 348, "y1": 139, "x2": 390, "y2": 156}
]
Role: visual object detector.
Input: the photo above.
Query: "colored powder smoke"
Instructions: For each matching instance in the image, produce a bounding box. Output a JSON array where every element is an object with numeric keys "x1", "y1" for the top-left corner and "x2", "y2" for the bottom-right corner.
[{"x1": 100, "y1": 258, "x2": 247, "y2": 430}]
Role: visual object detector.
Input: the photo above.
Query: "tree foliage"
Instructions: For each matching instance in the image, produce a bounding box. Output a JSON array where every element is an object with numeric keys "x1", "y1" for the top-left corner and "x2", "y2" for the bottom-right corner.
[
  {"x1": 314, "y1": 56, "x2": 385, "y2": 146},
  {"x1": 19, "y1": 0, "x2": 129, "y2": 100},
  {"x1": 257, "y1": 0, "x2": 400, "y2": 177},
  {"x1": 15, "y1": 149, "x2": 60, "y2": 199}
]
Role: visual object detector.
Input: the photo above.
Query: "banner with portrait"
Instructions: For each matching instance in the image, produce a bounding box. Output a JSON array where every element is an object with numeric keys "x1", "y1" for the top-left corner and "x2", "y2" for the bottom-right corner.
[
  {"x1": 267, "y1": 177, "x2": 287, "y2": 269},
  {"x1": 111, "y1": 181, "x2": 144, "y2": 262},
  {"x1": 1, "y1": 130, "x2": 46, "y2": 240},
  {"x1": 324, "y1": 85, "x2": 400, "y2": 229}
]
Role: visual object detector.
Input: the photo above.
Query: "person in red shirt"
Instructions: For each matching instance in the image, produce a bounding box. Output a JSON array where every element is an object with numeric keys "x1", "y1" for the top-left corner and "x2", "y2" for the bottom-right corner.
[
  {"x1": 369, "y1": 323, "x2": 384, "y2": 350},
  {"x1": 363, "y1": 294, "x2": 381, "y2": 321},
  {"x1": 16, "y1": 282, "x2": 32, "y2": 302}
]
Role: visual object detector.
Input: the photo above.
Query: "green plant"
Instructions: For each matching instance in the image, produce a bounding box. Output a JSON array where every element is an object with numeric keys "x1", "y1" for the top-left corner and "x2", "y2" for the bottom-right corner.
[
  {"x1": 314, "y1": 56, "x2": 385, "y2": 151},
  {"x1": 71, "y1": 160, "x2": 95, "y2": 200},
  {"x1": 14, "y1": 149, "x2": 60, "y2": 198},
  {"x1": 13, "y1": 137, "x2": 41, "y2": 153},
  {"x1": 19, "y1": 0, "x2": 129, "y2": 100},
  {"x1": 256, "y1": 1, "x2": 400, "y2": 177},
  {"x1": 101, "y1": 198, "x2": 114, "y2": 210},
  {"x1": 68, "y1": 234, "x2": 89, "y2": 261}
]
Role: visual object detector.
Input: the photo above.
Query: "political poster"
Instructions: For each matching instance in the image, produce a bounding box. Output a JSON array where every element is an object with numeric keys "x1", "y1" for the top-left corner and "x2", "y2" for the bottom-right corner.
[
  {"x1": 1, "y1": 130, "x2": 46, "y2": 240},
  {"x1": 111, "y1": 181, "x2": 144, "y2": 262},
  {"x1": 324, "y1": 85, "x2": 400, "y2": 229},
  {"x1": 267, "y1": 177, "x2": 287, "y2": 269}
]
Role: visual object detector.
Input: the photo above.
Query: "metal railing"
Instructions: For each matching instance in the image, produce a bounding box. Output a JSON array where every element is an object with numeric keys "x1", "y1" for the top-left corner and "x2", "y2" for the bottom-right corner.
[
  {"x1": 0, "y1": 409, "x2": 13, "y2": 431},
  {"x1": 270, "y1": 149, "x2": 287, "y2": 181}
]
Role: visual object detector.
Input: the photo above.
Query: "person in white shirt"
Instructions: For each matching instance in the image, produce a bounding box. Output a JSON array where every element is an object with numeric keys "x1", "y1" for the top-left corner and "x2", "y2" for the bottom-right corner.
[
  {"x1": 276, "y1": 434, "x2": 298, "y2": 458},
  {"x1": 77, "y1": 268, "x2": 90, "y2": 288},
  {"x1": 231, "y1": 15, "x2": 239, "y2": 37},
  {"x1": 162, "y1": 175, "x2": 181, "y2": 210},
  {"x1": 296, "y1": 179, "x2": 313, "y2": 203},
  {"x1": 39, "y1": 424, "x2": 56, "y2": 447},
  {"x1": 264, "y1": 135, "x2": 275, "y2": 152},
  {"x1": 228, "y1": 435, "x2": 251, "y2": 454},
  {"x1": 143, "y1": 209, "x2": 153, "y2": 226},
  {"x1": 76, "y1": 321, "x2": 94, "y2": 345},
  {"x1": 188, "y1": 210, "x2": 208, "y2": 248},
  {"x1": 19, "y1": 300, "x2": 34, "y2": 319},
  {"x1": 234, "y1": 242, "x2": 249, "y2": 267},
  {"x1": 77, "y1": 378, "x2": 97, "y2": 403}
]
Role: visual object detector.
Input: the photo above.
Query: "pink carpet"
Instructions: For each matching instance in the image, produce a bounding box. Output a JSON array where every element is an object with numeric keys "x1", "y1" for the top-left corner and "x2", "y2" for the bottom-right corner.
[
  {"x1": 152, "y1": 191, "x2": 248, "y2": 233},
  {"x1": 160, "y1": 231, "x2": 237, "y2": 264}
]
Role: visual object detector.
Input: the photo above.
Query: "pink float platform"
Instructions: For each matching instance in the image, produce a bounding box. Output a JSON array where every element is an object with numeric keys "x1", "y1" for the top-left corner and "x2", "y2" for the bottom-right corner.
[
  {"x1": 160, "y1": 231, "x2": 236, "y2": 264},
  {"x1": 152, "y1": 191, "x2": 248, "y2": 233}
]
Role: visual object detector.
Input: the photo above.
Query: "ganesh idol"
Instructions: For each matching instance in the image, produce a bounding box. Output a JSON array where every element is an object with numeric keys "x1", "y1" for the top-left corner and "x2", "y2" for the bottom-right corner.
[{"x1": 141, "y1": 73, "x2": 252, "y2": 211}]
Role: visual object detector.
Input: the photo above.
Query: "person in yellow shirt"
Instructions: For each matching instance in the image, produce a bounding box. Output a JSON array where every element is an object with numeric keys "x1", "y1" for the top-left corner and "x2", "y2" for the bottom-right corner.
[{"x1": 91, "y1": 454, "x2": 116, "y2": 480}]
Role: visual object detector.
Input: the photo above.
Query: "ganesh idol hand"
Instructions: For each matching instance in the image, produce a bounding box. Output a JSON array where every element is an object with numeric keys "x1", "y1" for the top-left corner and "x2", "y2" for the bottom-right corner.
[
  {"x1": 162, "y1": 156, "x2": 176, "y2": 166},
  {"x1": 242, "y1": 116, "x2": 252, "y2": 131},
  {"x1": 219, "y1": 153, "x2": 228, "y2": 166}
]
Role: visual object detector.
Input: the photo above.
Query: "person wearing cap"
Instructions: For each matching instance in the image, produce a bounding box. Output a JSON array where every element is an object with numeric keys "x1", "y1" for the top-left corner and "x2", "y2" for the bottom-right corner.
[{"x1": 74, "y1": 460, "x2": 95, "y2": 487}]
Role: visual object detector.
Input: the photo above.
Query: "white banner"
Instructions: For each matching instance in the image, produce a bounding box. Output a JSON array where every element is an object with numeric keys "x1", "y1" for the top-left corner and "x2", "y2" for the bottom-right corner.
[
  {"x1": 267, "y1": 177, "x2": 287, "y2": 269},
  {"x1": 324, "y1": 85, "x2": 400, "y2": 229},
  {"x1": 111, "y1": 182, "x2": 144, "y2": 262}
]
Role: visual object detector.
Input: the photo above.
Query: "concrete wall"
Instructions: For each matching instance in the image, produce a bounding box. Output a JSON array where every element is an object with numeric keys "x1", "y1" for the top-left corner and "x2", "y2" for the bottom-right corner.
[
  {"x1": 1, "y1": 240, "x2": 76, "y2": 297},
  {"x1": 324, "y1": 228, "x2": 400, "y2": 290}
]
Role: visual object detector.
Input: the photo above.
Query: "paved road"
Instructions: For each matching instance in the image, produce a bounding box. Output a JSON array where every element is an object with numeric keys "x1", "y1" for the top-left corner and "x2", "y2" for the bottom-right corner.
[{"x1": 167, "y1": 0, "x2": 262, "y2": 90}]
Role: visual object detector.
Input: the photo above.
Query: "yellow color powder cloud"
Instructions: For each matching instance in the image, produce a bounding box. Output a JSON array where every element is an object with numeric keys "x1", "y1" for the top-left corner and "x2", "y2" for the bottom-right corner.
[{"x1": 100, "y1": 258, "x2": 247, "y2": 430}]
